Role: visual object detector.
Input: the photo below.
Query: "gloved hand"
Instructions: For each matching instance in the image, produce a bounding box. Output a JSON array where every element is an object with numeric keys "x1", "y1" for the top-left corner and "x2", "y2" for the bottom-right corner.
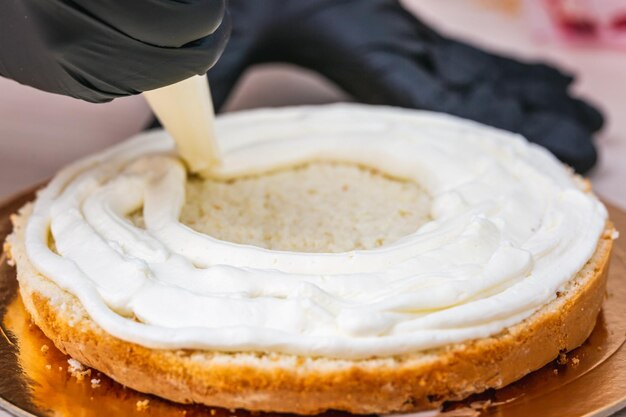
[
  {"x1": 0, "y1": 0, "x2": 230, "y2": 103},
  {"x1": 207, "y1": 0, "x2": 603, "y2": 173}
]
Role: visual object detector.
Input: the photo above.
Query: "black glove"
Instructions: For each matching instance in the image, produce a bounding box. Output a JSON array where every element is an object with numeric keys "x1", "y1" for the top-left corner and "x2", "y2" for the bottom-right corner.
[
  {"x1": 0, "y1": 0, "x2": 230, "y2": 103},
  {"x1": 207, "y1": 0, "x2": 603, "y2": 173}
]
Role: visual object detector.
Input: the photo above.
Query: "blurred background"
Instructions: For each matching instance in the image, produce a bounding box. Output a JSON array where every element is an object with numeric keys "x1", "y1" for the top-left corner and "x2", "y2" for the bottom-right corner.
[{"x1": 1, "y1": 0, "x2": 625, "y2": 207}]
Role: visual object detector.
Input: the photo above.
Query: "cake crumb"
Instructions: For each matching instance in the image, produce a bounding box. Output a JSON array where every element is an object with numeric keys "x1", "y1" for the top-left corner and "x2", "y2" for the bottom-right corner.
[
  {"x1": 136, "y1": 399, "x2": 150, "y2": 411},
  {"x1": 210, "y1": 409, "x2": 216, "y2": 415},
  {"x1": 90, "y1": 378, "x2": 101, "y2": 388},
  {"x1": 470, "y1": 400, "x2": 491, "y2": 410},
  {"x1": 557, "y1": 352, "x2": 568, "y2": 365},
  {"x1": 40, "y1": 344, "x2": 49, "y2": 354},
  {"x1": 45, "y1": 364, "x2": 51, "y2": 371},
  {"x1": 3, "y1": 241, "x2": 15, "y2": 265},
  {"x1": 571, "y1": 357, "x2": 580, "y2": 367},
  {"x1": 67, "y1": 358, "x2": 91, "y2": 382},
  {"x1": 67, "y1": 358, "x2": 83, "y2": 371},
  {"x1": 553, "y1": 369, "x2": 559, "y2": 375}
]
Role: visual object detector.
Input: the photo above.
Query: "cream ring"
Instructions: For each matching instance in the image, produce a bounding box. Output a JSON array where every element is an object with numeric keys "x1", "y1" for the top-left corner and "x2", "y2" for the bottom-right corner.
[{"x1": 24, "y1": 104, "x2": 607, "y2": 359}]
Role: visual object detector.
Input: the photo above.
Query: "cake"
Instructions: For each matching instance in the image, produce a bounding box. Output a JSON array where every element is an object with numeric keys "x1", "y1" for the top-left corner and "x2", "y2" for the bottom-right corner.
[{"x1": 4, "y1": 104, "x2": 615, "y2": 414}]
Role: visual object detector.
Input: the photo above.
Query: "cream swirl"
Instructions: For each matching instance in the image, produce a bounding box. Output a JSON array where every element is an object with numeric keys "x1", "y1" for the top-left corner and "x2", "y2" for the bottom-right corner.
[{"x1": 24, "y1": 104, "x2": 607, "y2": 359}]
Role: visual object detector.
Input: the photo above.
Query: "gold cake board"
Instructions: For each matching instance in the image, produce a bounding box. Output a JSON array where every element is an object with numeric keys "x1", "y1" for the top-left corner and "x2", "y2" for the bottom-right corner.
[{"x1": 1, "y1": 186, "x2": 625, "y2": 417}]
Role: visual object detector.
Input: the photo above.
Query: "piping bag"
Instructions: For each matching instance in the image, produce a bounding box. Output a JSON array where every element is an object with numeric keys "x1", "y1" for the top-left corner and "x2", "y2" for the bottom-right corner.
[{"x1": 144, "y1": 75, "x2": 220, "y2": 177}]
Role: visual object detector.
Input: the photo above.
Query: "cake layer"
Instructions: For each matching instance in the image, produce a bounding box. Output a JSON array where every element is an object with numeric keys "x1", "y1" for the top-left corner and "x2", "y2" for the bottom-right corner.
[
  {"x1": 15, "y1": 104, "x2": 609, "y2": 359},
  {"x1": 5, "y1": 203, "x2": 614, "y2": 413}
]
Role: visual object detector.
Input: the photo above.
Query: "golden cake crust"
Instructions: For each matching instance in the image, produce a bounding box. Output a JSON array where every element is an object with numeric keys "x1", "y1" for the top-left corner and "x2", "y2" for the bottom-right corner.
[{"x1": 5, "y1": 204, "x2": 614, "y2": 415}]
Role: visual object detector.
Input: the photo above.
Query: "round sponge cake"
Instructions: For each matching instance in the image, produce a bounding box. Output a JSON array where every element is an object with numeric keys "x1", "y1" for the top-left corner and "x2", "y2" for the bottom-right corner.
[{"x1": 4, "y1": 105, "x2": 615, "y2": 414}]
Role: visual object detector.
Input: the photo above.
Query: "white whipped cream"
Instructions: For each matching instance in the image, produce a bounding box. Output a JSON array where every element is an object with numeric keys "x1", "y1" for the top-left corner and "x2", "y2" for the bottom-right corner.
[{"x1": 24, "y1": 104, "x2": 607, "y2": 359}]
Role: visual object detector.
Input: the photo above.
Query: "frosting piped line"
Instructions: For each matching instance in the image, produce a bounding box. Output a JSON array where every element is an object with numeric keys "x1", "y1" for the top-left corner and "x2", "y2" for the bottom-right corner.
[{"x1": 23, "y1": 104, "x2": 608, "y2": 359}]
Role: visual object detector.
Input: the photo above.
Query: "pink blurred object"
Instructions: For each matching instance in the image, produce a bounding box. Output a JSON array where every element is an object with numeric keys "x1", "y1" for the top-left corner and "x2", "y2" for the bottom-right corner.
[{"x1": 524, "y1": 0, "x2": 626, "y2": 48}]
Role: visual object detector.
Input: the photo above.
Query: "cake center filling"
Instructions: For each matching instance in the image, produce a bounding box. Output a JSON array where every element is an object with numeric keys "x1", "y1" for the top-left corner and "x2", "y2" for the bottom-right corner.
[{"x1": 177, "y1": 162, "x2": 431, "y2": 253}]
